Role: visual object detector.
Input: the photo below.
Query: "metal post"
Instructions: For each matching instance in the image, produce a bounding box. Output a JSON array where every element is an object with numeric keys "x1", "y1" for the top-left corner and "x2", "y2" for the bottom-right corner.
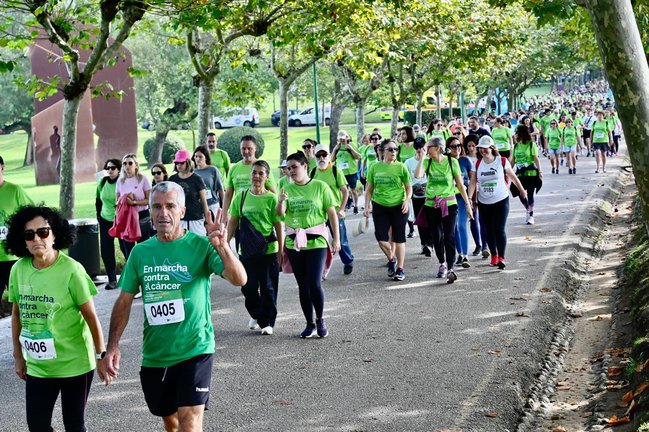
[{"x1": 313, "y1": 62, "x2": 321, "y2": 144}]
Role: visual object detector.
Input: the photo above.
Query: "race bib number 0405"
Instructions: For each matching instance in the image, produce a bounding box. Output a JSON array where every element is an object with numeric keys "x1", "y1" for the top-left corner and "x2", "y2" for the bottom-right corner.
[{"x1": 145, "y1": 298, "x2": 185, "y2": 325}]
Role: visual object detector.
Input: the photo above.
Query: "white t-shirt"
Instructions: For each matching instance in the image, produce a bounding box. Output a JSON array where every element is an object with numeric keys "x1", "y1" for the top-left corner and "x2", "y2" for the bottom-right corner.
[
  {"x1": 404, "y1": 157, "x2": 427, "y2": 198},
  {"x1": 475, "y1": 157, "x2": 511, "y2": 205}
]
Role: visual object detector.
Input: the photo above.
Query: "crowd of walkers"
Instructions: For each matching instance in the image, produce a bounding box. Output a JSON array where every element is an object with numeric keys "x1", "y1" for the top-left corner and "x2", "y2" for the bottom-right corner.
[{"x1": 0, "y1": 80, "x2": 622, "y2": 431}]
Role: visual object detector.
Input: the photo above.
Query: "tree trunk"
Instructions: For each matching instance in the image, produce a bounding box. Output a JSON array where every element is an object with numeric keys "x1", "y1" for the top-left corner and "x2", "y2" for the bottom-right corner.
[
  {"x1": 22, "y1": 130, "x2": 34, "y2": 167},
  {"x1": 197, "y1": 78, "x2": 213, "y2": 143},
  {"x1": 355, "y1": 99, "x2": 366, "y2": 144},
  {"x1": 278, "y1": 79, "x2": 290, "y2": 161},
  {"x1": 415, "y1": 90, "x2": 424, "y2": 126},
  {"x1": 436, "y1": 85, "x2": 442, "y2": 120},
  {"x1": 448, "y1": 94, "x2": 454, "y2": 121},
  {"x1": 150, "y1": 129, "x2": 170, "y2": 166},
  {"x1": 390, "y1": 106, "x2": 399, "y2": 138},
  {"x1": 59, "y1": 96, "x2": 82, "y2": 219},
  {"x1": 329, "y1": 76, "x2": 346, "y2": 148},
  {"x1": 586, "y1": 0, "x2": 649, "y2": 231}
]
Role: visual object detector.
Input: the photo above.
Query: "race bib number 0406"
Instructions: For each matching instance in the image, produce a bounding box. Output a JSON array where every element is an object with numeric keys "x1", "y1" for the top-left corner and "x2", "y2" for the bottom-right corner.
[{"x1": 19, "y1": 335, "x2": 56, "y2": 360}]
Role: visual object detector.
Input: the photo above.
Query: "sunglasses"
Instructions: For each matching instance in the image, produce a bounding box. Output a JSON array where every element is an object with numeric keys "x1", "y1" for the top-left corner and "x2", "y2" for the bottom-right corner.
[
  {"x1": 384, "y1": 147, "x2": 398, "y2": 152},
  {"x1": 24, "y1": 227, "x2": 51, "y2": 241},
  {"x1": 449, "y1": 144, "x2": 462, "y2": 149},
  {"x1": 316, "y1": 153, "x2": 328, "y2": 159},
  {"x1": 175, "y1": 161, "x2": 187, "y2": 166},
  {"x1": 123, "y1": 161, "x2": 135, "y2": 166},
  {"x1": 152, "y1": 171, "x2": 163, "y2": 175},
  {"x1": 106, "y1": 166, "x2": 118, "y2": 171},
  {"x1": 302, "y1": 144, "x2": 313, "y2": 149}
]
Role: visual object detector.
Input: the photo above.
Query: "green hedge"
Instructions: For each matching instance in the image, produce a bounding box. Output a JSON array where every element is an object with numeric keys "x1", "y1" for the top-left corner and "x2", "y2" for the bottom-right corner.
[
  {"x1": 403, "y1": 109, "x2": 463, "y2": 126},
  {"x1": 143, "y1": 136, "x2": 185, "y2": 164},
  {"x1": 218, "y1": 126, "x2": 265, "y2": 163}
]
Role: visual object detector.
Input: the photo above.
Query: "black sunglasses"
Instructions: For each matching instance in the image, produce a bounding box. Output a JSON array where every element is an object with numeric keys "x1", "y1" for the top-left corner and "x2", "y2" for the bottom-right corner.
[
  {"x1": 123, "y1": 161, "x2": 135, "y2": 166},
  {"x1": 152, "y1": 171, "x2": 163, "y2": 175},
  {"x1": 175, "y1": 161, "x2": 187, "y2": 166},
  {"x1": 106, "y1": 166, "x2": 118, "y2": 171},
  {"x1": 24, "y1": 227, "x2": 51, "y2": 241},
  {"x1": 302, "y1": 144, "x2": 313, "y2": 149},
  {"x1": 449, "y1": 144, "x2": 462, "y2": 149},
  {"x1": 384, "y1": 147, "x2": 398, "y2": 152}
]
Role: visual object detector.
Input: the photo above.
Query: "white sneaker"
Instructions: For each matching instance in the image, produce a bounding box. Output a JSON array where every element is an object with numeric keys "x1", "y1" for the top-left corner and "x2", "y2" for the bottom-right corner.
[
  {"x1": 248, "y1": 318, "x2": 260, "y2": 330},
  {"x1": 260, "y1": 326, "x2": 273, "y2": 335},
  {"x1": 525, "y1": 213, "x2": 531, "y2": 224},
  {"x1": 134, "y1": 291, "x2": 142, "y2": 299},
  {"x1": 528, "y1": 216, "x2": 535, "y2": 225}
]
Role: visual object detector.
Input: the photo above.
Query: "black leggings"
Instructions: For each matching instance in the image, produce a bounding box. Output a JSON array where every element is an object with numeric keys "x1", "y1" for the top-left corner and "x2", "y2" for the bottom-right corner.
[
  {"x1": 519, "y1": 186, "x2": 536, "y2": 212},
  {"x1": 241, "y1": 253, "x2": 280, "y2": 328},
  {"x1": 98, "y1": 216, "x2": 126, "y2": 282},
  {"x1": 412, "y1": 197, "x2": 433, "y2": 247},
  {"x1": 424, "y1": 205, "x2": 458, "y2": 270},
  {"x1": 26, "y1": 370, "x2": 94, "y2": 432},
  {"x1": 478, "y1": 197, "x2": 509, "y2": 259},
  {"x1": 287, "y1": 248, "x2": 327, "y2": 324}
]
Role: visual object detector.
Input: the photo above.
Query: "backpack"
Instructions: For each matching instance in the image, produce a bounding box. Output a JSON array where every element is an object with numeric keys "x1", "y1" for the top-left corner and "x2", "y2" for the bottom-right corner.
[
  {"x1": 475, "y1": 157, "x2": 509, "y2": 186},
  {"x1": 234, "y1": 190, "x2": 269, "y2": 260},
  {"x1": 310, "y1": 165, "x2": 341, "y2": 189}
]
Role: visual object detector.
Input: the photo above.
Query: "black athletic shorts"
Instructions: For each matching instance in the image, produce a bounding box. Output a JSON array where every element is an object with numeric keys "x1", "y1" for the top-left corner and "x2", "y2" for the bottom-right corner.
[
  {"x1": 583, "y1": 129, "x2": 592, "y2": 140},
  {"x1": 140, "y1": 354, "x2": 213, "y2": 417},
  {"x1": 372, "y1": 201, "x2": 408, "y2": 243}
]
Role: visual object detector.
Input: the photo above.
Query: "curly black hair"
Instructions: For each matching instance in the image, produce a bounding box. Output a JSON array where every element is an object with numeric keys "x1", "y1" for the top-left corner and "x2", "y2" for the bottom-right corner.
[{"x1": 5, "y1": 205, "x2": 76, "y2": 257}]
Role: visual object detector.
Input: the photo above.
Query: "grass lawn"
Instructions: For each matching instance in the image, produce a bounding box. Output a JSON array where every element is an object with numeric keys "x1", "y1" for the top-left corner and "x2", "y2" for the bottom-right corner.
[{"x1": 0, "y1": 122, "x2": 389, "y2": 218}]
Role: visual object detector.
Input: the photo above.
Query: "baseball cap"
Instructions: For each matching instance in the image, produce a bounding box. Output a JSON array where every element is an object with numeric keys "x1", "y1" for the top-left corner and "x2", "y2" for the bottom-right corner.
[
  {"x1": 279, "y1": 160, "x2": 287, "y2": 168},
  {"x1": 313, "y1": 144, "x2": 329, "y2": 155},
  {"x1": 413, "y1": 124, "x2": 421, "y2": 131},
  {"x1": 173, "y1": 149, "x2": 192, "y2": 163},
  {"x1": 476, "y1": 136, "x2": 495, "y2": 149},
  {"x1": 337, "y1": 130, "x2": 350, "y2": 140}
]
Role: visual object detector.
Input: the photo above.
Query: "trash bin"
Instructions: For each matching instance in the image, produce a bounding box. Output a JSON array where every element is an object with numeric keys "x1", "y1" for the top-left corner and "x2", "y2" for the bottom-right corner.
[{"x1": 68, "y1": 218, "x2": 100, "y2": 279}]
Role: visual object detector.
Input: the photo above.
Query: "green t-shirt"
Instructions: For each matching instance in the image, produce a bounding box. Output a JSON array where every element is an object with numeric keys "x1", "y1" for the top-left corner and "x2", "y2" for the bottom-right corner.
[
  {"x1": 334, "y1": 145, "x2": 359, "y2": 176},
  {"x1": 361, "y1": 145, "x2": 378, "y2": 168},
  {"x1": 9, "y1": 253, "x2": 97, "y2": 378},
  {"x1": 398, "y1": 143, "x2": 416, "y2": 162},
  {"x1": 513, "y1": 141, "x2": 539, "y2": 176},
  {"x1": 230, "y1": 190, "x2": 280, "y2": 255},
  {"x1": 119, "y1": 232, "x2": 225, "y2": 367},
  {"x1": 491, "y1": 126, "x2": 512, "y2": 151},
  {"x1": 572, "y1": 116, "x2": 583, "y2": 128},
  {"x1": 592, "y1": 120, "x2": 610, "y2": 143},
  {"x1": 366, "y1": 161, "x2": 410, "y2": 207},
  {"x1": 0, "y1": 181, "x2": 34, "y2": 262},
  {"x1": 227, "y1": 161, "x2": 277, "y2": 194},
  {"x1": 424, "y1": 156, "x2": 460, "y2": 207},
  {"x1": 97, "y1": 178, "x2": 117, "y2": 221},
  {"x1": 562, "y1": 126, "x2": 578, "y2": 147},
  {"x1": 308, "y1": 158, "x2": 317, "y2": 172},
  {"x1": 283, "y1": 179, "x2": 334, "y2": 250},
  {"x1": 210, "y1": 148, "x2": 231, "y2": 182},
  {"x1": 278, "y1": 175, "x2": 292, "y2": 191},
  {"x1": 312, "y1": 164, "x2": 347, "y2": 212},
  {"x1": 546, "y1": 128, "x2": 561, "y2": 149},
  {"x1": 539, "y1": 116, "x2": 553, "y2": 134}
]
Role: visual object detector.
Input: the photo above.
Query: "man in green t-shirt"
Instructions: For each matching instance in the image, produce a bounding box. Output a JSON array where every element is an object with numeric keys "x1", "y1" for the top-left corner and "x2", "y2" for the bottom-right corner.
[
  {"x1": 311, "y1": 144, "x2": 355, "y2": 275},
  {"x1": 0, "y1": 155, "x2": 34, "y2": 316},
  {"x1": 222, "y1": 135, "x2": 277, "y2": 223},
  {"x1": 206, "y1": 132, "x2": 231, "y2": 182},
  {"x1": 331, "y1": 130, "x2": 361, "y2": 214},
  {"x1": 105, "y1": 181, "x2": 246, "y2": 431}
]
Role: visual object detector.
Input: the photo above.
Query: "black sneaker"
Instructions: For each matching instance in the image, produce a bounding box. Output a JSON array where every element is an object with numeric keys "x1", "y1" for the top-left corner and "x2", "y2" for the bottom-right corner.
[
  {"x1": 316, "y1": 318, "x2": 328, "y2": 338},
  {"x1": 472, "y1": 246, "x2": 481, "y2": 256},
  {"x1": 461, "y1": 257, "x2": 471, "y2": 268},
  {"x1": 455, "y1": 255, "x2": 463, "y2": 266},
  {"x1": 353, "y1": 206, "x2": 359, "y2": 215},
  {"x1": 387, "y1": 258, "x2": 397, "y2": 278},
  {"x1": 423, "y1": 245, "x2": 432, "y2": 257},
  {"x1": 447, "y1": 270, "x2": 457, "y2": 284},
  {"x1": 106, "y1": 281, "x2": 118, "y2": 290},
  {"x1": 343, "y1": 264, "x2": 353, "y2": 275},
  {"x1": 300, "y1": 323, "x2": 317, "y2": 338},
  {"x1": 393, "y1": 268, "x2": 405, "y2": 281},
  {"x1": 551, "y1": 167, "x2": 555, "y2": 174}
]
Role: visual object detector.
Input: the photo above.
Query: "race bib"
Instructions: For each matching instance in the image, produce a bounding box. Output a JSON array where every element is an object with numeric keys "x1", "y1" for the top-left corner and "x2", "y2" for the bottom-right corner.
[
  {"x1": 144, "y1": 291, "x2": 185, "y2": 326},
  {"x1": 496, "y1": 142, "x2": 505, "y2": 150},
  {"x1": 339, "y1": 162, "x2": 349, "y2": 170},
  {"x1": 19, "y1": 333, "x2": 56, "y2": 360},
  {"x1": 0, "y1": 225, "x2": 7, "y2": 240},
  {"x1": 205, "y1": 189, "x2": 213, "y2": 200},
  {"x1": 480, "y1": 182, "x2": 497, "y2": 197},
  {"x1": 594, "y1": 132, "x2": 605, "y2": 140}
]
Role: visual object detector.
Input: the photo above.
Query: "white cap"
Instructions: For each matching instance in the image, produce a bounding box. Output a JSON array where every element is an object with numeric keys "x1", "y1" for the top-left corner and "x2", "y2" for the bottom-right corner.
[
  {"x1": 279, "y1": 160, "x2": 287, "y2": 168},
  {"x1": 337, "y1": 130, "x2": 350, "y2": 140},
  {"x1": 313, "y1": 144, "x2": 329, "y2": 155},
  {"x1": 477, "y1": 136, "x2": 495, "y2": 149}
]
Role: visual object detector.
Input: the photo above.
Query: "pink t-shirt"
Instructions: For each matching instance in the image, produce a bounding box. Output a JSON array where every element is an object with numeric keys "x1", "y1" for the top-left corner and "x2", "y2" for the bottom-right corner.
[{"x1": 116, "y1": 175, "x2": 152, "y2": 213}]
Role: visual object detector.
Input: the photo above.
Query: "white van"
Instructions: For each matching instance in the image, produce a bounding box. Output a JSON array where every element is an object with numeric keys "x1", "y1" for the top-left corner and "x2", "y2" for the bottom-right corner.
[
  {"x1": 213, "y1": 107, "x2": 259, "y2": 129},
  {"x1": 288, "y1": 106, "x2": 331, "y2": 126}
]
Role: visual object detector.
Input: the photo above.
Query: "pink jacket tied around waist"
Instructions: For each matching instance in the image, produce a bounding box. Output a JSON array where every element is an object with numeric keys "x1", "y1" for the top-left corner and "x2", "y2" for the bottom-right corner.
[
  {"x1": 109, "y1": 194, "x2": 141, "y2": 242},
  {"x1": 281, "y1": 223, "x2": 333, "y2": 278}
]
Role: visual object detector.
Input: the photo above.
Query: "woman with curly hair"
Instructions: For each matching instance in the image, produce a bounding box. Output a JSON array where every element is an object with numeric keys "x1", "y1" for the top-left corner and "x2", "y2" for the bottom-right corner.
[{"x1": 6, "y1": 205, "x2": 108, "y2": 432}]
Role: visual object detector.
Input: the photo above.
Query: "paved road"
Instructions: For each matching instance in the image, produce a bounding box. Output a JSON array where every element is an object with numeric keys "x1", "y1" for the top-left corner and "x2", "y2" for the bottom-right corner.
[{"x1": 0, "y1": 148, "x2": 628, "y2": 431}]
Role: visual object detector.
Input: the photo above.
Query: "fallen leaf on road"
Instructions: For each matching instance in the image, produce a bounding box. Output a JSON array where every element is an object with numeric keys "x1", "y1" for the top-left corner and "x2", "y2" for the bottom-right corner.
[
  {"x1": 552, "y1": 427, "x2": 567, "y2": 432},
  {"x1": 515, "y1": 312, "x2": 529, "y2": 317},
  {"x1": 272, "y1": 400, "x2": 291, "y2": 406},
  {"x1": 607, "y1": 382, "x2": 629, "y2": 391},
  {"x1": 636, "y1": 359, "x2": 649, "y2": 373},
  {"x1": 485, "y1": 412, "x2": 498, "y2": 418},
  {"x1": 625, "y1": 398, "x2": 638, "y2": 416},
  {"x1": 608, "y1": 367, "x2": 624, "y2": 376},
  {"x1": 488, "y1": 349, "x2": 502, "y2": 355},
  {"x1": 607, "y1": 415, "x2": 631, "y2": 426},
  {"x1": 622, "y1": 390, "x2": 634, "y2": 404},
  {"x1": 539, "y1": 287, "x2": 552, "y2": 293},
  {"x1": 524, "y1": 236, "x2": 532, "y2": 241},
  {"x1": 635, "y1": 382, "x2": 649, "y2": 396},
  {"x1": 593, "y1": 315, "x2": 604, "y2": 321},
  {"x1": 598, "y1": 272, "x2": 606, "y2": 275}
]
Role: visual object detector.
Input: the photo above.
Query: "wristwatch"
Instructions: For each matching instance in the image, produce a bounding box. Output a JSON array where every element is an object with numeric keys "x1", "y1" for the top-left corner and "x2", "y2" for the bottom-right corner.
[{"x1": 96, "y1": 351, "x2": 106, "y2": 360}]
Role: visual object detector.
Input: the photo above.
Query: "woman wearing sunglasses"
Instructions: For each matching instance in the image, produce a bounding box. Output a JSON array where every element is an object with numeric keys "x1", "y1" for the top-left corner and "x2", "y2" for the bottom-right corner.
[
  {"x1": 115, "y1": 153, "x2": 152, "y2": 258},
  {"x1": 364, "y1": 139, "x2": 412, "y2": 281},
  {"x1": 150, "y1": 163, "x2": 168, "y2": 186},
  {"x1": 169, "y1": 149, "x2": 210, "y2": 235},
  {"x1": 96, "y1": 159, "x2": 124, "y2": 290},
  {"x1": 6, "y1": 206, "x2": 109, "y2": 432},
  {"x1": 414, "y1": 137, "x2": 473, "y2": 284}
]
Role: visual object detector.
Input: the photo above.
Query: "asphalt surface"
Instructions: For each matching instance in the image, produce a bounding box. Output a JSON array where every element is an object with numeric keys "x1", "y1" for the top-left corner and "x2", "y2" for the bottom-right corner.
[{"x1": 0, "y1": 147, "x2": 628, "y2": 431}]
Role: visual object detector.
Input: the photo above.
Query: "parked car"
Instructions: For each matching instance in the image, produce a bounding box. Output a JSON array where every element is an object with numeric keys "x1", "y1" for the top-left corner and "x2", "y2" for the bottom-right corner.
[
  {"x1": 213, "y1": 107, "x2": 259, "y2": 129},
  {"x1": 288, "y1": 106, "x2": 331, "y2": 127},
  {"x1": 271, "y1": 109, "x2": 300, "y2": 126}
]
